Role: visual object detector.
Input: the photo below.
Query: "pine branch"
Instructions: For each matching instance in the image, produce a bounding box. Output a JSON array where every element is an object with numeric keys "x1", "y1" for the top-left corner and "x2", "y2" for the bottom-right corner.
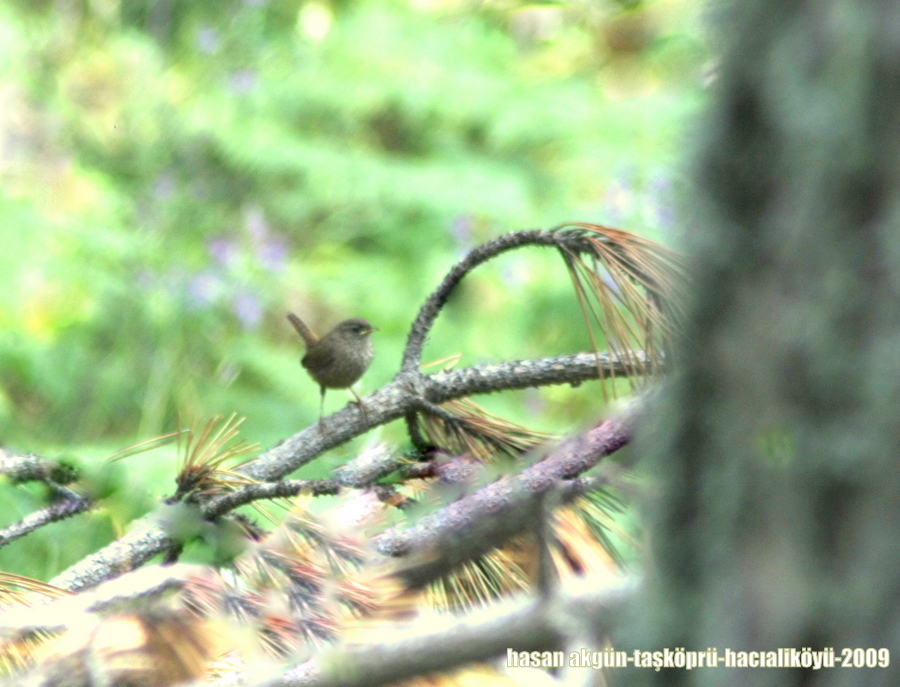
[
  {"x1": 0, "y1": 495, "x2": 93, "y2": 549},
  {"x1": 204, "y1": 479, "x2": 342, "y2": 517},
  {"x1": 376, "y1": 393, "x2": 648, "y2": 590},
  {"x1": 0, "y1": 565, "x2": 196, "y2": 641},
  {"x1": 49, "y1": 355, "x2": 650, "y2": 592},
  {"x1": 399, "y1": 229, "x2": 591, "y2": 373},
  {"x1": 45, "y1": 220, "x2": 683, "y2": 592},
  {"x1": 0, "y1": 450, "x2": 78, "y2": 485},
  {"x1": 244, "y1": 351, "x2": 649, "y2": 483},
  {"x1": 261, "y1": 578, "x2": 638, "y2": 687}
]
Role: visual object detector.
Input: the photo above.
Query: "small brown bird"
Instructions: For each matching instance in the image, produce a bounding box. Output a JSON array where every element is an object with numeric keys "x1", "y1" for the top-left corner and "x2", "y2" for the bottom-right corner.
[{"x1": 287, "y1": 312, "x2": 378, "y2": 428}]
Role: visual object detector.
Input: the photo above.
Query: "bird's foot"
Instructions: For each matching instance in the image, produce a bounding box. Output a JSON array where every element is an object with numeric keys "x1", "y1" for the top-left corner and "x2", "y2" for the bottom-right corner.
[{"x1": 349, "y1": 399, "x2": 370, "y2": 424}]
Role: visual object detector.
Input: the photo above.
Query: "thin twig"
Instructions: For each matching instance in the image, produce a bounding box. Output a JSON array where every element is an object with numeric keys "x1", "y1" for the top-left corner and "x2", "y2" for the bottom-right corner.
[
  {"x1": 0, "y1": 495, "x2": 93, "y2": 549},
  {"x1": 204, "y1": 479, "x2": 342, "y2": 518}
]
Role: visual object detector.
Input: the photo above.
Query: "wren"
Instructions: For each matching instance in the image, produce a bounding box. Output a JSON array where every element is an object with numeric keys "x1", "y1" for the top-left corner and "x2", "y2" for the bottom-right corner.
[{"x1": 287, "y1": 312, "x2": 378, "y2": 429}]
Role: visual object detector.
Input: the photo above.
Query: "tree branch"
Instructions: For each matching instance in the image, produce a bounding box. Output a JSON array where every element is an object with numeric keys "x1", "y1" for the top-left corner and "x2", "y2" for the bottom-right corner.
[
  {"x1": 204, "y1": 479, "x2": 341, "y2": 517},
  {"x1": 0, "y1": 495, "x2": 93, "y2": 549},
  {"x1": 0, "y1": 450, "x2": 78, "y2": 485},
  {"x1": 399, "y1": 229, "x2": 597, "y2": 373},
  {"x1": 0, "y1": 564, "x2": 198, "y2": 641},
  {"x1": 375, "y1": 394, "x2": 646, "y2": 590},
  {"x1": 50, "y1": 354, "x2": 643, "y2": 592},
  {"x1": 243, "y1": 351, "x2": 647, "y2": 483},
  {"x1": 263, "y1": 578, "x2": 638, "y2": 687}
]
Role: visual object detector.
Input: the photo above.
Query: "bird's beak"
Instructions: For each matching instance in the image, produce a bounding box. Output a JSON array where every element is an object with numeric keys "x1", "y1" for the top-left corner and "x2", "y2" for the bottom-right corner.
[{"x1": 370, "y1": 327, "x2": 380, "y2": 333}]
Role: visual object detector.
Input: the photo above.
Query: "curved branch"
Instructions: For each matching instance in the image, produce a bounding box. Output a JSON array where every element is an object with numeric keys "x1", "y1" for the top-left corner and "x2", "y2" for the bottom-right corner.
[{"x1": 399, "y1": 229, "x2": 595, "y2": 373}]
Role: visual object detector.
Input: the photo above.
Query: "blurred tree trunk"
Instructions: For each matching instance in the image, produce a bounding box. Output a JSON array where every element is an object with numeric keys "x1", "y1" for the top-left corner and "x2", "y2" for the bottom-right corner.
[{"x1": 624, "y1": 1, "x2": 900, "y2": 686}]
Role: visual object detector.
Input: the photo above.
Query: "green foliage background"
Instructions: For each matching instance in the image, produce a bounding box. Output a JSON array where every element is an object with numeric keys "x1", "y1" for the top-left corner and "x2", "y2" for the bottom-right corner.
[{"x1": 0, "y1": 0, "x2": 705, "y2": 577}]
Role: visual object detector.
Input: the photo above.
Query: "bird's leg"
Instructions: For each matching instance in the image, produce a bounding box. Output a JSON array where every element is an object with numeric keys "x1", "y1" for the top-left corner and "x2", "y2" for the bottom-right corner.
[
  {"x1": 318, "y1": 387, "x2": 330, "y2": 437},
  {"x1": 349, "y1": 387, "x2": 369, "y2": 424}
]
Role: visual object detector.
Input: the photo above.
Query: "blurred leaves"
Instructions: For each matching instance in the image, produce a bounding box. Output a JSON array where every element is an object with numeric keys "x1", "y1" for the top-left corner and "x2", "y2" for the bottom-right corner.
[{"x1": 0, "y1": 0, "x2": 705, "y2": 467}]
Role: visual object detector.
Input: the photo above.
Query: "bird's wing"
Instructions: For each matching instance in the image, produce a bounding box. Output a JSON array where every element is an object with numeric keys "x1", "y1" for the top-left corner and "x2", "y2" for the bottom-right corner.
[{"x1": 302, "y1": 345, "x2": 334, "y2": 372}]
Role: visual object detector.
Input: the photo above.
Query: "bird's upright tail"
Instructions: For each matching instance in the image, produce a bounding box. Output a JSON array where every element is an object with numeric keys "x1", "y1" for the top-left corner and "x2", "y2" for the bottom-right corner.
[{"x1": 286, "y1": 312, "x2": 319, "y2": 347}]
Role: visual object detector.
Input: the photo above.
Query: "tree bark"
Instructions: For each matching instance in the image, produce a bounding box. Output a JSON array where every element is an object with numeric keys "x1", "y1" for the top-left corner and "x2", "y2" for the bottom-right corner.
[{"x1": 623, "y1": 2, "x2": 900, "y2": 686}]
